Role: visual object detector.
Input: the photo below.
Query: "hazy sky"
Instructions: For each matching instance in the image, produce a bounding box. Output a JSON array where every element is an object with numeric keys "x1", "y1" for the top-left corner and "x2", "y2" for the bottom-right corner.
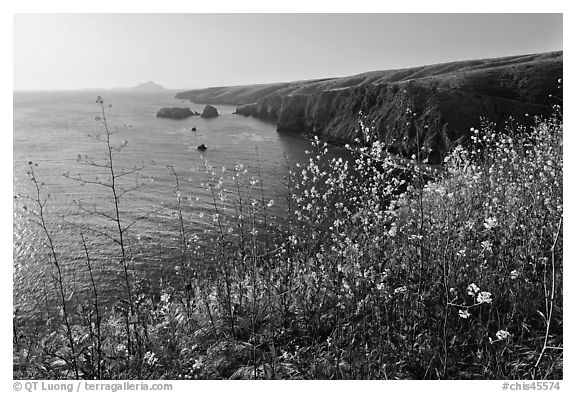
[{"x1": 13, "y1": 13, "x2": 562, "y2": 90}]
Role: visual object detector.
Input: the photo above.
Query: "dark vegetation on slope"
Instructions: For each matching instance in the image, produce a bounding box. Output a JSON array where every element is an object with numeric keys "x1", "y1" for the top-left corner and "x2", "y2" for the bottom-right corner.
[{"x1": 176, "y1": 51, "x2": 562, "y2": 163}]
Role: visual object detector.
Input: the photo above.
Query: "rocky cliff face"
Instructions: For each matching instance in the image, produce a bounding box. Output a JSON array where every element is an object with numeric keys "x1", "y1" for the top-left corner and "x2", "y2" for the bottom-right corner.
[{"x1": 178, "y1": 51, "x2": 563, "y2": 163}]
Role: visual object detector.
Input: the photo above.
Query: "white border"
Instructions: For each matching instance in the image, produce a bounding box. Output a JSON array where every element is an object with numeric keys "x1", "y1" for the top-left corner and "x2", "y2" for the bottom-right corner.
[{"x1": 3, "y1": 3, "x2": 572, "y2": 392}]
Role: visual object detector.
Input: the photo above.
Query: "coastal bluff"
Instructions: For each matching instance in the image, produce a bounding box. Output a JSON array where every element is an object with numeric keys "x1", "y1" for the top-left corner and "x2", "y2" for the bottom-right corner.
[{"x1": 175, "y1": 51, "x2": 562, "y2": 163}]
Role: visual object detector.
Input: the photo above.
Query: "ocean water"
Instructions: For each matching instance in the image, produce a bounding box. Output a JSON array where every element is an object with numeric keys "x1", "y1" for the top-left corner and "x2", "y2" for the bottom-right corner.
[{"x1": 13, "y1": 90, "x2": 332, "y2": 317}]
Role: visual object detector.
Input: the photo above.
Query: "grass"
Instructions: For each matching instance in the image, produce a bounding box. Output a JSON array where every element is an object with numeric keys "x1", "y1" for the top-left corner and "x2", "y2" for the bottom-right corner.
[{"x1": 13, "y1": 97, "x2": 562, "y2": 380}]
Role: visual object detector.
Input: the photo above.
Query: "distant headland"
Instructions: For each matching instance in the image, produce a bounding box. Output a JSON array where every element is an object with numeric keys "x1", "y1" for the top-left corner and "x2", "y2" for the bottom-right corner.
[{"x1": 84, "y1": 81, "x2": 166, "y2": 91}]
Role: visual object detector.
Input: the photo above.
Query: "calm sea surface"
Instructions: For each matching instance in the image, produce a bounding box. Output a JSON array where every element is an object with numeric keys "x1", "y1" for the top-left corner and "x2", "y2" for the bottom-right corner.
[{"x1": 13, "y1": 90, "x2": 339, "y2": 317}]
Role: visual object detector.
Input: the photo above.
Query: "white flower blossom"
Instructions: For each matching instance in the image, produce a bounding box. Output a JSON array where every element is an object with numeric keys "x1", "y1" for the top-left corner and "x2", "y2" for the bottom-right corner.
[
  {"x1": 192, "y1": 358, "x2": 203, "y2": 370},
  {"x1": 394, "y1": 286, "x2": 407, "y2": 294},
  {"x1": 483, "y1": 217, "x2": 498, "y2": 230},
  {"x1": 144, "y1": 351, "x2": 158, "y2": 366},
  {"x1": 467, "y1": 283, "x2": 480, "y2": 296},
  {"x1": 496, "y1": 330, "x2": 511, "y2": 340},
  {"x1": 481, "y1": 240, "x2": 493, "y2": 253},
  {"x1": 476, "y1": 291, "x2": 492, "y2": 304}
]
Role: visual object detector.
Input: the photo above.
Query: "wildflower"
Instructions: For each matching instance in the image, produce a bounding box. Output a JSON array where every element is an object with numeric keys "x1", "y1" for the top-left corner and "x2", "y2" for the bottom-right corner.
[
  {"x1": 342, "y1": 281, "x2": 351, "y2": 292},
  {"x1": 456, "y1": 249, "x2": 466, "y2": 258},
  {"x1": 476, "y1": 291, "x2": 493, "y2": 304},
  {"x1": 458, "y1": 309, "x2": 471, "y2": 319},
  {"x1": 192, "y1": 358, "x2": 203, "y2": 370},
  {"x1": 116, "y1": 344, "x2": 127, "y2": 353},
  {"x1": 481, "y1": 240, "x2": 493, "y2": 253},
  {"x1": 483, "y1": 217, "x2": 498, "y2": 230},
  {"x1": 267, "y1": 199, "x2": 274, "y2": 208},
  {"x1": 467, "y1": 283, "x2": 480, "y2": 296},
  {"x1": 144, "y1": 351, "x2": 158, "y2": 366},
  {"x1": 510, "y1": 270, "x2": 519, "y2": 280},
  {"x1": 496, "y1": 330, "x2": 511, "y2": 340},
  {"x1": 160, "y1": 293, "x2": 171, "y2": 303},
  {"x1": 394, "y1": 286, "x2": 407, "y2": 294}
]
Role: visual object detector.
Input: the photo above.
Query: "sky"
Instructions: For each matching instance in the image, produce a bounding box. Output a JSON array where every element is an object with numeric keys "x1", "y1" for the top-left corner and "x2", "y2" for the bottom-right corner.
[{"x1": 13, "y1": 13, "x2": 562, "y2": 91}]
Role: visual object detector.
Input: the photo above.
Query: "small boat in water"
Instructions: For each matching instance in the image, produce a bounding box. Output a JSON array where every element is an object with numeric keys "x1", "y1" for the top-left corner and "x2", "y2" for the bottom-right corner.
[{"x1": 197, "y1": 144, "x2": 207, "y2": 151}]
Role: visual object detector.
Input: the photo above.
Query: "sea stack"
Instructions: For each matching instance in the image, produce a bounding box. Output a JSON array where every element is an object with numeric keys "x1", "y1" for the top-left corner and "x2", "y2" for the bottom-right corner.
[
  {"x1": 201, "y1": 105, "x2": 219, "y2": 119},
  {"x1": 197, "y1": 144, "x2": 207, "y2": 151},
  {"x1": 156, "y1": 107, "x2": 196, "y2": 119}
]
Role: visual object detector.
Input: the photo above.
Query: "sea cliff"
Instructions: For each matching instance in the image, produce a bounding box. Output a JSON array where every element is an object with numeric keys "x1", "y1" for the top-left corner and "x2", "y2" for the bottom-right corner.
[{"x1": 175, "y1": 51, "x2": 562, "y2": 163}]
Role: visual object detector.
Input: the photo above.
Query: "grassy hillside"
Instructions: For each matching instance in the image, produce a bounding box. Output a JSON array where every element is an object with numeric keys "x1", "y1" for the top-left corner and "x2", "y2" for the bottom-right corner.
[{"x1": 175, "y1": 51, "x2": 561, "y2": 105}]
